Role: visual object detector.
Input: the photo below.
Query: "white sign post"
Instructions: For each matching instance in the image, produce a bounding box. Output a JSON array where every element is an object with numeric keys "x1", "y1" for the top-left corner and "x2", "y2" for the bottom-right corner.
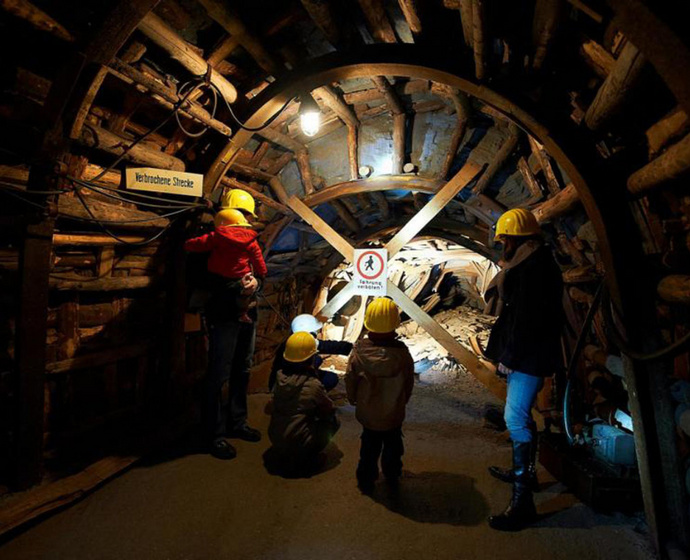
[
  {"x1": 353, "y1": 248, "x2": 388, "y2": 296},
  {"x1": 126, "y1": 167, "x2": 203, "y2": 197}
]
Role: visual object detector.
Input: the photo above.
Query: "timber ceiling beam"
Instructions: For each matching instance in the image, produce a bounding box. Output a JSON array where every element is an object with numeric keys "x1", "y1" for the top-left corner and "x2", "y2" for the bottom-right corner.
[
  {"x1": 471, "y1": 0, "x2": 486, "y2": 80},
  {"x1": 314, "y1": 86, "x2": 360, "y2": 128},
  {"x1": 532, "y1": 0, "x2": 564, "y2": 71},
  {"x1": 436, "y1": 85, "x2": 471, "y2": 179},
  {"x1": 472, "y1": 122, "x2": 520, "y2": 194},
  {"x1": 357, "y1": 0, "x2": 397, "y2": 43},
  {"x1": 137, "y1": 13, "x2": 238, "y2": 103},
  {"x1": 300, "y1": 0, "x2": 341, "y2": 46},
  {"x1": 196, "y1": 0, "x2": 281, "y2": 76},
  {"x1": 397, "y1": 0, "x2": 422, "y2": 35},
  {"x1": 528, "y1": 135, "x2": 562, "y2": 196},
  {"x1": 1, "y1": 0, "x2": 74, "y2": 41}
]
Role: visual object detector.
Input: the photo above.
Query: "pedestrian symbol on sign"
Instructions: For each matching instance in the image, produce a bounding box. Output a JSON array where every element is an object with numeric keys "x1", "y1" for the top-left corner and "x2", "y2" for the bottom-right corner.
[{"x1": 353, "y1": 248, "x2": 388, "y2": 296}]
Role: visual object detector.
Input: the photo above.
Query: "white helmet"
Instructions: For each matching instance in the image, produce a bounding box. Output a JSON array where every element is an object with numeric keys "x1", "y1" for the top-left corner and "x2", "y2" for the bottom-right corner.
[{"x1": 291, "y1": 314, "x2": 323, "y2": 334}]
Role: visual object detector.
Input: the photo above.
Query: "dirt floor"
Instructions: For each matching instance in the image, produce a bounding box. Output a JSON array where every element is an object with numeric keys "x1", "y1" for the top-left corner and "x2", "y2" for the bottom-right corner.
[{"x1": 0, "y1": 369, "x2": 655, "y2": 560}]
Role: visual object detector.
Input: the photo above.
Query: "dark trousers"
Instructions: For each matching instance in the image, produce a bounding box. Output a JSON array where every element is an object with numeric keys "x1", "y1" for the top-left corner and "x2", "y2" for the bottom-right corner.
[
  {"x1": 204, "y1": 318, "x2": 256, "y2": 439},
  {"x1": 357, "y1": 427, "x2": 404, "y2": 483}
]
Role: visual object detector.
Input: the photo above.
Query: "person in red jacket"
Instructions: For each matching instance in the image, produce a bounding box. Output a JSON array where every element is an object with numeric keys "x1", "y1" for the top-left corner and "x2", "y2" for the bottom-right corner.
[{"x1": 185, "y1": 208, "x2": 267, "y2": 323}]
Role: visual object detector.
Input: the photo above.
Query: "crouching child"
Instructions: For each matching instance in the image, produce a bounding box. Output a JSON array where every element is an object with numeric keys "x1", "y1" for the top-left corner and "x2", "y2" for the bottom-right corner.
[
  {"x1": 345, "y1": 298, "x2": 414, "y2": 494},
  {"x1": 268, "y1": 332, "x2": 340, "y2": 474}
]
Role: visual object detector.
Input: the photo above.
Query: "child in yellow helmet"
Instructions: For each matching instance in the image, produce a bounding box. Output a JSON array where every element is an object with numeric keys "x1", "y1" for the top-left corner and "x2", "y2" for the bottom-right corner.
[
  {"x1": 345, "y1": 298, "x2": 414, "y2": 494},
  {"x1": 267, "y1": 332, "x2": 340, "y2": 474}
]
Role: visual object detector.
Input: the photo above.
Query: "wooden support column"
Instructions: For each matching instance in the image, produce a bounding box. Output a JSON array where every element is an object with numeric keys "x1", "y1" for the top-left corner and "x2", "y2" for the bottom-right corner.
[
  {"x1": 532, "y1": 0, "x2": 563, "y2": 70},
  {"x1": 300, "y1": 0, "x2": 341, "y2": 46},
  {"x1": 584, "y1": 41, "x2": 646, "y2": 131},
  {"x1": 628, "y1": 133, "x2": 690, "y2": 195},
  {"x1": 645, "y1": 107, "x2": 689, "y2": 158},
  {"x1": 295, "y1": 150, "x2": 315, "y2": 195},
  {"x1": 197, "y1": 0, "x2": 280, "y2": 75},
  {"x1": 138, "y1": 13, "x2": 238, "y2": 103},
  {"x1": 347, "y1": 124, "x2": 359, "y2": 181},
  {"x1": 331, "y1": 200, "x2": 360, "y2": 233},
  {"x1": 517, "y1": 157, "x2": 544, "y2": 205},
  {"x1": 314, "y1": 86, "x2": 360, "y2": 128},
  {"x1": 528, "y1": 135, "x2": 561, "y2": 196},
  {"x1": 392, "y1": 113, "x2": 406, "y2": 174},
  {"x1": 471, "y1": 0, "x2": 486, "y2": 80},
  {"x1": 357, "y1": 0, "x2": 397, "y2": 43},
  {"x1": 459, "y1": 0, "x2": 473, "y2": 47},
  {"x1": 268, "y1": 177, "x2": 291, "y2": 206},
  {"x1": 439, "y1": 88, "x2": 470, "y2": 179},
  {"x1": 386, "y1": 161, "x2": 482, "y2": 256},
  {"x1": 14, "y1": 175, "x2": 55, "y2": 489},
  {"x1": 398, "y1": 0, "x2": 422, "y2": 34},
  {"x1": 472, "y1": 123, "x2": 520, "y2": 194}
]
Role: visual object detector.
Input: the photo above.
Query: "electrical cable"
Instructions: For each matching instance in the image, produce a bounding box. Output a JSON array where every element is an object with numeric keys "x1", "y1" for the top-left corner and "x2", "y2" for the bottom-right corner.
[
  {"x1": 70, "y1": 178, "x2": 204, "y2": 210},
  {"x1": 212, "y1": 83, "x2": 294, "y2": 132},
  {"x1": 563, "y1": 281, "x2": 604, "y2": 445},
  {"x1": 175, "y1": 81, "x2": 218, "y2": 138},
  {"x1": 0, "y1": 188, "x2": 50, "y2": 210},
  {"x1": 601, "y1": 288, "x2": 690, "y2": 362}
]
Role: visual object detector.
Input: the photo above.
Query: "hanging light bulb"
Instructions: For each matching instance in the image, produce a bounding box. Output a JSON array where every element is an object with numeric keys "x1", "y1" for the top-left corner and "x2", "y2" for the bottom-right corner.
[{"x1": 299, "y1": 92, "x2": 321, "y2": 137}]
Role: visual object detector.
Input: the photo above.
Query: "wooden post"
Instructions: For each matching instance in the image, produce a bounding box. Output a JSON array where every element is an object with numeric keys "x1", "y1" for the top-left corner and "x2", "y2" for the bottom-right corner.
[
  {"x1": 532, "y1": 0, "x2": 563, "y2": 70},
  {"x1": 532, "y1": 183, "x2": 579, "y2": 223},
  {"x1": 300, "y1": 0, "x2": 341, "y2": 46},
  {"x1": 471, "y1": 0, "x2": 486, "y2": 80},
  {"x1": 295, "y1": 150, "x2": 315, "y2": 195},
  {"x1": 386, "y1": 161, "x2": 482, "y2": 256},
  {"x1": 357, "y1": 0, "x2": 397, "y2": 43},
  {"x1": 517, "y1": 156, "x2": 544, "y2": 204},
  {"x1": 459, "y1": 0, "x2": 473, "y2": 47},
  {"x1": 472, "y1": 123, "x2": 520, "y2": 194},
  {"x1": 392, "y1": 113, "x2": 406, "y2": 174},
  {"x1": 439, "y1": 88, "x2": 470, "y2": 179},
  {"x1": 584, "y1": 41, "x2": 646, "y2": 130},
  {"x1": 628, "y1": 133, "x2": 690, "y2": 195},
  {"x1": 331, "y1": 200, "x2": 360, "y2": 233},
  {"x1": 398, "y1": 0, "x2": 422, "y2": 34},
  {"x1": 528, "y1": 135, "x2": 562, "y2": 196},
  {"x1": 347, "y1": 125, "x2": 359, "y2": 181},
  {"x1": 14, "y1": 185, "x2": 55, "y2": 489},
  {"x1": 645, "y1": 107, "x2": 689, "y2": 158},
  {"x1": 314, "y1": 86, "x2": 360, "y2": 128}
]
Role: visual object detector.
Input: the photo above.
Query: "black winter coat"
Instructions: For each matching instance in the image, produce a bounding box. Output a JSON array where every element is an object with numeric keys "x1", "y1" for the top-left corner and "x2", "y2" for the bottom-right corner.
[{"x1": 484, "y1": 244, "x2": 564, "y2": 377}]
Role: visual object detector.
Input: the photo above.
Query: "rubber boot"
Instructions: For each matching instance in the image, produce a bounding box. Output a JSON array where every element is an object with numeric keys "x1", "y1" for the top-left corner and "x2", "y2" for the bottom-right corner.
[
  {"x1": 488, "y1": 440, "x2": 539, "y2": 491},
  {"x1": 488, "y1": 441, "x2": 537, "y2": 531}
]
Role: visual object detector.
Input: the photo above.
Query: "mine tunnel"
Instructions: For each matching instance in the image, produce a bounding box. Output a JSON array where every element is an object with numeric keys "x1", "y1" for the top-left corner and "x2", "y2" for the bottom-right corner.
[{"x1": 1, "y1": 0, "x2": 689, "y2": 558}]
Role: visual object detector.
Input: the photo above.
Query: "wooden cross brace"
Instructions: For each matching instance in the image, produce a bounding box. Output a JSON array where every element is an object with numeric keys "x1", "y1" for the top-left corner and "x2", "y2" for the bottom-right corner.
[{"x1": 285, "y1": 162, "x2": 503, "y2": 398}]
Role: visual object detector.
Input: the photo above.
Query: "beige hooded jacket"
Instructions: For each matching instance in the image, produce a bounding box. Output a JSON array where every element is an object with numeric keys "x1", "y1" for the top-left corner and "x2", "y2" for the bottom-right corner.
[{"x1": 345, "y1": 335, "x2": 415, "y2": 431}]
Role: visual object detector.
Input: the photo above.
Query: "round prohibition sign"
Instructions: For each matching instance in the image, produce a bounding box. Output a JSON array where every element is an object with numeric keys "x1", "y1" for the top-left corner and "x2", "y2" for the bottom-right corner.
[{"x1": 356, "y1": 250, "x2": 385, "y2": 280}]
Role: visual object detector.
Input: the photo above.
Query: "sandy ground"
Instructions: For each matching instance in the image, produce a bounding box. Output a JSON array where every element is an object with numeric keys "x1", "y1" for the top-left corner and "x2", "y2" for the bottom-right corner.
[{"x1": 0, "y1": 369, "x2": 654, "y2": 560}]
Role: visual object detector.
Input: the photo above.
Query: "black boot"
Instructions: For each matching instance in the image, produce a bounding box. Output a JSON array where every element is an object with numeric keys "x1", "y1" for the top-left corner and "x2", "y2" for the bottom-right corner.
[
  {"x1": 488, "y1": 430, "x2": 540, "y2": 492},
  {"x1": 488, "y1": 441, "x2": 537, "y2": 531}
]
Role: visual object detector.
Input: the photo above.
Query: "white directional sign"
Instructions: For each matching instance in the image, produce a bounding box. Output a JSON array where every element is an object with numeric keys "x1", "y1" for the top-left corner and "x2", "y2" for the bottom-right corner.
[
  {"x1": 126, "y1": 167, "x2": 203, "y2": 197},
  {"x1": 353, "y1": 248, "x2": 388, "y2": 296}
]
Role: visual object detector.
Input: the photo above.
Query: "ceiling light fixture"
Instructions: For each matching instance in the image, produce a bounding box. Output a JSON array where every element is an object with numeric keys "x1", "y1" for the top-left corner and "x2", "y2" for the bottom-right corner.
[{"x1": 299, "y1": 92, "x2": 321, "y2": 137}]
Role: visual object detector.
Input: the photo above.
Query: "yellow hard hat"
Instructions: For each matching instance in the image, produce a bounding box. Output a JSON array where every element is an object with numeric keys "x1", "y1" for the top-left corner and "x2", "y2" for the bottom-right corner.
[
  {"x1": 214, "y1": 208, "x2": 251, "y2": 228},
  {"x1": 221, "y1": 189, "x2": 257, "y2": 217},
  {"x1": 494, "y1": 208, "x2": 540, "y2": 241},
  {"x1": 364, "y1": 297, "x2": 401, "y2": 334},
  {"x1": 283, "y1": 331, "x2": 318, "y2": 363}
]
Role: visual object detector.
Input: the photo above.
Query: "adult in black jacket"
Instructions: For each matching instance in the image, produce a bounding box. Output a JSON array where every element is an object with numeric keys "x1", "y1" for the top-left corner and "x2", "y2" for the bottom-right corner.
[
  {"x1": 483, "y1": 208, "x2": 564, "y2": 531},
  {"x1": 269, "y1": 314, "x2": 353, "y2": 392}
]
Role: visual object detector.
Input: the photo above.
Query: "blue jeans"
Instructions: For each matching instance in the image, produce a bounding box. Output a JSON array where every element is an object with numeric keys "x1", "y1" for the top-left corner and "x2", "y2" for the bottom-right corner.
[{"x1": 504, "y1": 370, "x2": 544, "y2": 443}]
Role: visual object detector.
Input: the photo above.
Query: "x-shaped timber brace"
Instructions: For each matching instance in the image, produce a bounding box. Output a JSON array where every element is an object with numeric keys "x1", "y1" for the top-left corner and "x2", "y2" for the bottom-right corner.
[{"x1": 286, "y1": 162, "x2": 505, "y2": 400}]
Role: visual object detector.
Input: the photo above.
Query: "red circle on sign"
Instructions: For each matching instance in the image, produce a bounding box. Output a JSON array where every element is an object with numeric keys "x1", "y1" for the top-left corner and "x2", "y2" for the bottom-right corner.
[{"x1": 356, "y1": 251, "x2": 385, "y2": 280}]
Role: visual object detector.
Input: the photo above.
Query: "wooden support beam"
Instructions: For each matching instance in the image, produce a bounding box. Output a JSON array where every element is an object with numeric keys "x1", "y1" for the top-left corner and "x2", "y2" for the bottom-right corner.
[
  {"x1": 657, "y1": 275, "x2": 690, "y2": 305},
  {"x1": 473, "y1": 123, "x2": 520, "y2": 194},
  {"x1": 231, "y1": 162, "x2": 275, "y2": 182},
  {"x1": 471, "y1": 0, "x2": 486, "y2": 81},
  {"x1": 314, "y1": 86, "x2": 360, "y2": 128},
  {"x1": 295, "y1": 150, "x2": 315, "y2": 195},
  {"x1": 584, "y1": 41, "x2": 646, "y2": 131},
  {"x1": 221, "y1": 176, "x2": 290, "y2": 214},
  {"x1": 268, "y1": 177, "x2": 291, "y2": 206},
  {"x1": 79, "y1": 124, "x2": 185, "y2": 171},
  {"x1": 387, "y1": 281, "x2": 504, "y2": 398},
  {"x1": 304, "y1": 175, "x2": 444, "y2": 206},
  {"x1": 386, "y1": 161, "x2": 482, "y2": 256},
  {"x1": 646, "y1": 107, "x2": 690, "y2": 158},
  {"x1": 580, "y1": 37, "x2": 615, "y2": 79},
  {"x1": 459, "y1": 0, "x2": 473, "y2": 47},
  {"x1": 439, "y1": 88, "x2": 470, "y2": 179},
  {"x1": 110, "y1": 60, "x2": 232, "y2": 136},
  {"x1": 371, "y1": 76, "x2": 404, "y2": 115},
  {"x1": 316, "y1": 282, "x2": 358, "y2": 319},
  {"x1": 532, "y1": 0, "x2": 563, "y2": 71},
  {"x1": 255, "y1": 125, "x2": 306, "y2": 153},
  {"x1": 286, "y1": 196, "x2": 354, "y2": 261},
  {"x1": 1, "y1": 0, "x2": 74, "y2": 41},
  {"x1": 528, "y1": 135, "x2": 561, "y2": 196},
  {"x1": 517, "y1": 156, "x2": 544, "y2": 204},
  {"x1": 347, "y1": 125, "x2": 359, "y2": 181},
  {"x1": 371, "y1": 192, "x2": 390, "y2": 219},
  {"x1": 207, "y1": 35, "x2": 240, "y2": 67},
  {"x1": 138, "y1": 13, "x2": 238, "y2": 103},
  {"x1": 196, "y1": 0, "x2": 280, "y2": 75},
  {"x1": 300, "y1": 0, "x2": 341, "y2": 46},
  {"x1": 357, "y1": 0, "x2": 397, "y2": 43},
  {"x1": 331, "y1": 199, "x2": 360, "y2": 232},
  {"x1": 249, "y1": 142, "x2": 270, "y2": 167},
  {"x1": 392, "y1": 113, "x2": 406, "y2": 174},
  {"x1": 50, "y1": 276, "x2": 159, "y2": 291},
  {"x1": 398, "y1": 0, "x2": 422, "y2": 34},
  {"x1": 628, "y1": 133, "x2": 690, "y2": 195},
  {"x1": 532, "y1": 182, "x2": 579, "y2": 223}
]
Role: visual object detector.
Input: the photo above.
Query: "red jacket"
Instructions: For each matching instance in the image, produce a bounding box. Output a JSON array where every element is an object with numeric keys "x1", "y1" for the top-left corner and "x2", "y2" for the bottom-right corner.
[{"x1": 184, "y1": 226, "x2": 267, "y2": 279}]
